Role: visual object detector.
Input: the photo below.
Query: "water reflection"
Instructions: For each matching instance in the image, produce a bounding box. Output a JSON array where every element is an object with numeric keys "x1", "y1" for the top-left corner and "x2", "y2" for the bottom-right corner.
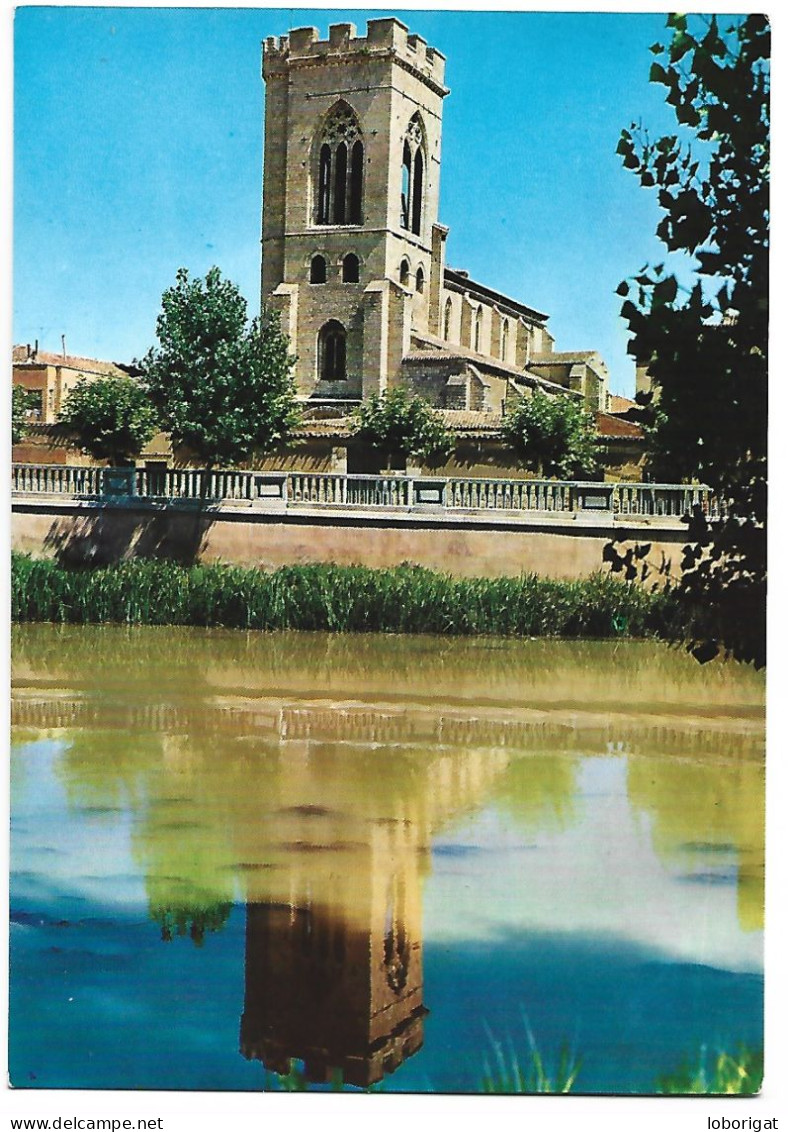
[{"x1": 10, "y1": 624, "x2": 765, "y2": 1091}]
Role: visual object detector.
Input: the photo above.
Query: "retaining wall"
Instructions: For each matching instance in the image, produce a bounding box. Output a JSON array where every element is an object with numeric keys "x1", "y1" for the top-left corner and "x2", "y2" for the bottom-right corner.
[{"x1": 11, "y1": 498, "x2": 687, "y2": 580}]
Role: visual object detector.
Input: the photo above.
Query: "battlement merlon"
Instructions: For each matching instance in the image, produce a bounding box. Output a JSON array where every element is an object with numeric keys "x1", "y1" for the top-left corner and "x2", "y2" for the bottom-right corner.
[{"x1": 262, "y1": 18, "x2": 448, "y2": 93}]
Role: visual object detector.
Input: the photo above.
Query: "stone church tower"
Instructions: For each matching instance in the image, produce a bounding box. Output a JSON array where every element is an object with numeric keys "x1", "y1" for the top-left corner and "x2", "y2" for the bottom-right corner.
[
  {"x1": 262, "y1": 18, "x2": 447, "y2": 403},
  {"x1": 262, "y1": 17, "x2": 611, "y2": 417}
]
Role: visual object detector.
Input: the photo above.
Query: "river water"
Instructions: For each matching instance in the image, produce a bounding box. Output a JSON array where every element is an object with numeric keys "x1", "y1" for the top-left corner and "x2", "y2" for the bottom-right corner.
[{"x1": 10, "y1": 624, "x2": 765, "y2": 1093}]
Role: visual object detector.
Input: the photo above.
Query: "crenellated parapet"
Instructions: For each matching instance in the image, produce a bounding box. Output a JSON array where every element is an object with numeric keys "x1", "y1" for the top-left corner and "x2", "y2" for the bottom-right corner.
[{"x1": 263, "y1": 18, "x2": 447, "y2": 94}]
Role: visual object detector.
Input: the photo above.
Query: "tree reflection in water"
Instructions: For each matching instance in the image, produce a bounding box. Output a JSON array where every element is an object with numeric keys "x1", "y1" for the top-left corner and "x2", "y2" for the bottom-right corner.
[{"x1": 12, "y1": 623, "x2": 765, "y2": 1090}]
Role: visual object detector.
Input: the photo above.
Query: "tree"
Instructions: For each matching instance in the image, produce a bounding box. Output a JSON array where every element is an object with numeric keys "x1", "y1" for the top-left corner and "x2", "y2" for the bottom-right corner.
[
  {"x1": 141, "y1": 267, "x2": 300, "y2": 469},
  {"x1": 59, "y1": 374, "x2": 158, "y2": 466},
  {"x1": 502, "y1": 390, "x2": 599, "y2": 480},
  {"x1": 12, "y1": 385, "x2": 39, "y2": 444},
  {"x1": 350, "y1": 386, "x2": 452, "y2": 468},
  {"x1": 611, "y1": 15, "x2": 769, "y2": 667}
]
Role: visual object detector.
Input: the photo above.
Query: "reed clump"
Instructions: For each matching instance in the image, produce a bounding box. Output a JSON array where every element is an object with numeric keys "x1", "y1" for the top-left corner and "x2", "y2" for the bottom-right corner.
[
  {"x1": 656, "y1": 1046, "x2": 763, "y2": 1095},
  {"x1": 11, "y1": 553, "x2": 685, "y2": 640}
]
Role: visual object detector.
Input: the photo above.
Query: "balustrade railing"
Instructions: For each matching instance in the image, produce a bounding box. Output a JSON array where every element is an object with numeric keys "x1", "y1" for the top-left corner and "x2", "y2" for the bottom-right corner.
[
  {"x1": 12, "y1": 463, "x2": 104, "y2": 497},
  {"x1": 11, "y1": 463, "x2": 720, "y2": 522}
]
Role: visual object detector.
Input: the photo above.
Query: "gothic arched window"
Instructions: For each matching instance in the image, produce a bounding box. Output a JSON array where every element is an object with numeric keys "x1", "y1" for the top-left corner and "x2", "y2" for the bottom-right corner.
[
  {"x1": 315, "y1": 104, "x2": 364, "y2": 226},
  {"x1": 399, "y1": 259, "x2": 410, "y2": 287},
  {"x1": 318, "y1": 320, "x2": 347, "y2": 380},
  {"x1": 415, "y1": 266, "x2": 425, "y2": 293},
  {"x1": 401, "y1": 115, "x2": 426, "y2": 236},
  {"x1": 501, "y1": 318, "x2": 509, "y2": 361},
  {"x1": 474, "y1": 308, "x2": 483, "y2": 353},
  {"x1": 342, "y1": 253, "x2": 359, "y2": 283},
  {"x1": 310, "y1": 255, "x2": 327, "y2": 284},
  {"x1": 400, "y1": 143, "x2": 411, "y2": 229},
  {"x1": 443, "y1": 297, "x2": 453, "y2": 341}
]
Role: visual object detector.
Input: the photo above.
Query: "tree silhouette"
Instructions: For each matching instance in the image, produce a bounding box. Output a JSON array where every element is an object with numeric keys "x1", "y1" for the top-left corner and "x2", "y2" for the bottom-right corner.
[{"x1": 610, "y1": 15, "x2": 769, "y2": 667}]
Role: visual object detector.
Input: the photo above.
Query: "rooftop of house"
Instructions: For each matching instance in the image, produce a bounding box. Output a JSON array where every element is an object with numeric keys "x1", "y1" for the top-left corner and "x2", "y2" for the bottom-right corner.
[
  {"x1": 595, "y1": 411, "x2": 644, "y2": 440},
  {"x1": 608, "y1": 393, "x2": 639, "y2": 414},
  {"x1": 13, "y1": 344, "x2": 131, "y2": 377}
]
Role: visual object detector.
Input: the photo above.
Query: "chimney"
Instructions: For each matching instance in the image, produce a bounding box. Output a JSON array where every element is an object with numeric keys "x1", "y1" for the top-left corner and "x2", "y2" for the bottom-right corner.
[
  {"x1": 33, "y1": 339, "x2": 38, "y2": 359},
  {"x1": 61, "y1": 334, "x2": 67, "y2": 358},
  {"x1": 26, "y1": 343, "x2": 31, "y2": 359}
]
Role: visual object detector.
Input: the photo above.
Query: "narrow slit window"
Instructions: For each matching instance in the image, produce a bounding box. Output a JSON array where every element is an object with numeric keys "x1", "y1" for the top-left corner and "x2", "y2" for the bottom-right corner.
[
  {"x1": 350, "y1": 140, "x2": 364, "y2": 224},
  {"x1": 412, "y1": 149, "x2": 423, "y2": 236},
  {"x1": 333, "y1": 142, "x2": 347, "y2": 224},
  {"x1": 443, "y1": 298, "x2": 452, "y2": 340},
  {"x1": 318, "y1": 144, "x2": 331, "y2": 225},
  {"x1": 401, "y1": 144, "x2": 411, "y2": 229}
]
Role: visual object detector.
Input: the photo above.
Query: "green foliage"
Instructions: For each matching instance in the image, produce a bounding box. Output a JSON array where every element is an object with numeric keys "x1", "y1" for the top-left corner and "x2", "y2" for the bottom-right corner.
[
  {"x1": 350, "y1": 386, "x2": 452, "y2": 467},
  {"x1": 613, "y1": 15, "x2": 769, "y2": 667},
  {"x1": 141, "y1": 267, "x2": 300, "y2": 469},
  {"x1": 58, "y1": 374, "x2": 158, "y2": 466},
  {"x1": 11, "y1": 553, "x2": 685, "y2": 641},
  {"x1": 657, "y1": 1046, "x2": 763, "y2": 1095},
  {"x1": 480, "y1": 1021, "x2": 581, "y2": 1094},
  {"x1": 502, "y1": 391, "x2": 599, "y2": 479},
  {"x1": 152, "y1": 901, "x2": 233, "y2": 947},
  {"x1": 12, "y1": 385, "x2": 41, "y2": 444}
]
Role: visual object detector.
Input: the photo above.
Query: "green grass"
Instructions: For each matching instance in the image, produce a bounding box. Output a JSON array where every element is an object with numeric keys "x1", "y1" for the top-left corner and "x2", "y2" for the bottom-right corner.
[
  {"x1": 11, "y1": 553, "x2": 685, "y2": 640},
  {"x1": 226, "y1": 1039, "x2": 763, "y2": 1095},
  {"x1": 480, "y1": 1021, "x2": 582, "y2": 1094},
  {"x1": 657, "y1": 1046, "x2": 763, "y2": 1095}
]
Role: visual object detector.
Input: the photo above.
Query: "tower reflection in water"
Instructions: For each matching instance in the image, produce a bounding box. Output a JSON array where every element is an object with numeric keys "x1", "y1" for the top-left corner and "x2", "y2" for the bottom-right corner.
[
  {"x1": 13, "y1": 626, "x2": 764, "y2": 1091},
  {"x1": 236, "y1": 716, "x2": 511, "y2": 1087},
  {"x1": 240, "y1": 866, "x2": 426, "y2": 1086}
]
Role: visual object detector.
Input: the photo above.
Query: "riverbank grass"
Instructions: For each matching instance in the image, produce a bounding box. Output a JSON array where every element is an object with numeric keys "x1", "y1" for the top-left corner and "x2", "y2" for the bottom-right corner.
[{"x1": 11, "y1": 553, "x2": 684, "y2": 639}]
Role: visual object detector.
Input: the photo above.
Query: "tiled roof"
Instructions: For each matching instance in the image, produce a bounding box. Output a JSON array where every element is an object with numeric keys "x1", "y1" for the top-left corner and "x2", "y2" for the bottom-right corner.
[
  {"x1": 12, "y1": 345, "x2": 127, "y2": 376},
  {"x1": 443, "y1": 268, "x2": 549, "y2": 323},
  {"x1": 609, "y1": 393, "x2": 638, "y2": 414},
  {"x1": 440, "y1": 410, "x2": 504, "y2": 431},
  {"x1": 529, "y1": 350, "x2": 606, "y2": 371},
  {"x1": 595, "y1": 411, "x2": 644, "y2": 440},
  {"x1": 407, "y1": 332, "x2": 579, "y2": 397}
]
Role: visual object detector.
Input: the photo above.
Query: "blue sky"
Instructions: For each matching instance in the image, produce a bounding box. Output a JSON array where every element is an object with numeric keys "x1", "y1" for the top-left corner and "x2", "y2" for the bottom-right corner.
[{"x1": 12, "y1": 8, "x2": 732, "y2": 395}]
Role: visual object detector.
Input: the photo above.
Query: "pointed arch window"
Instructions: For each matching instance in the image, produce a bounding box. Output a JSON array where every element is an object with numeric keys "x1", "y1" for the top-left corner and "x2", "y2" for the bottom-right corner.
[
  {"x1": 342, "y1": 253, "x2": 359, "y2": 283},
  {"x1": 310, "y1": 255, "x2": 327, "y2": 284},
  {"x1": 318, "y1": 320, "x2": 347, "y2": 381},
  {"x1": 401, "y1": 115, "x2": 426, "y2": 236},
  {"x1": 501, "y1": 319, "x2": 509, "y2": 361},
  {"x1": 443, "y1": 297, "x2": 453, "y2": 341},
  {"x1": 474, "y1": 308, "x2": 483, "y2": 353},
  {"x1": 400, "y1": 144, "x2": 411, "y2": 229},
  {"x1": 314, "y1": 104, "x2": 364, "y2": 227},
  {"x1": 399, "y1": 259, "x2": 410, "y2": 287},
  {"x1": 415, "y1": 265, "x2": 425, "y2": 293}
]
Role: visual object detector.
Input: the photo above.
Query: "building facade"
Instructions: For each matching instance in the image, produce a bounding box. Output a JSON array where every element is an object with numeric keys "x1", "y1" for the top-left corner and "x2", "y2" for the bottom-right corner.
[{"x1": 261, "y1": 18, "x2": 611, "y2": 420}]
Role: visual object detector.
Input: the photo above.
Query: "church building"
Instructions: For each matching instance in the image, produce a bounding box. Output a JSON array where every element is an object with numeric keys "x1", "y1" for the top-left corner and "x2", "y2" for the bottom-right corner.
[{"x1": 262, "y1": 17, "x2": 612, "y2": 423}]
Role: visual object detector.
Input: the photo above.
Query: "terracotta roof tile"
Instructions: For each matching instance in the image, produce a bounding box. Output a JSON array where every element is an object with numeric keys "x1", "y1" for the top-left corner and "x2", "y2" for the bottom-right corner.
[
  {"x1": 13, "y1": 345, "x2": 127, "y2": 376},
  {"x1": 609, "y1": 393, "x2": 638, "y2": 414},
  {"x1": 595, "y1": 411, "x2": 644, "y2": 439}
]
